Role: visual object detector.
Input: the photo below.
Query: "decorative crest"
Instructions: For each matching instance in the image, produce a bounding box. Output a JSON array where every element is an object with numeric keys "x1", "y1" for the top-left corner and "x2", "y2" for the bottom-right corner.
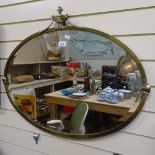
[{"x1": 52, "y1": 6, "x2": 68, "y2": 27}]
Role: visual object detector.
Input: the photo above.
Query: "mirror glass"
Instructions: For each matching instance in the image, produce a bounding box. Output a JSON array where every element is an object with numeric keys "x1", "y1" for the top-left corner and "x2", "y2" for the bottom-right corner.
[{"x1": 4, "y1": 27, "x2": 148, "y2": 138}]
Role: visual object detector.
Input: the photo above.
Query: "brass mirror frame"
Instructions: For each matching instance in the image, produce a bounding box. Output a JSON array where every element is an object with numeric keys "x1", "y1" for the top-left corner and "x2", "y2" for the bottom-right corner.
[{"x1": 3, "y1": 26, "x2": 151, "y2": 139}]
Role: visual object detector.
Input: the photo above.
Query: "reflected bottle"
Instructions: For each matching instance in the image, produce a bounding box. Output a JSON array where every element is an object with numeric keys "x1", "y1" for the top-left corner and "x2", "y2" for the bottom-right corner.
[
  {"x1": 90, "y1": 80, "x2": 96, "y2": 94},
  {"x1": 73, "y1": 72, "x2": 78, "y2": 87},
  {"x1": 84, "y1": 71, "x2": 90, "y2": 92}
]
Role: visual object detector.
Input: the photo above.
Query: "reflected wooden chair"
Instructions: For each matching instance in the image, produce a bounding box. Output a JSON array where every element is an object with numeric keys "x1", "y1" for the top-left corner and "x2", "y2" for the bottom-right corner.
[{"x1": 47, "y1": 102, "x2": 89, "y2": 134}]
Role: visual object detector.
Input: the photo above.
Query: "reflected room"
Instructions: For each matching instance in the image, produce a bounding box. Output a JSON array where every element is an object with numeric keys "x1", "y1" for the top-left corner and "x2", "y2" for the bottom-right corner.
[{"x1": 6, "y1": 29, "x2": 143, "y2": 135}]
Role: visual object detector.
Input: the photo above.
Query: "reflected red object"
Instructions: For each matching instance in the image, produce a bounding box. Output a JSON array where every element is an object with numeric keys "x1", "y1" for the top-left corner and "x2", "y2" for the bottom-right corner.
[
  {"x1": 66, "y1": 62, "x2": 81, "y2": 76},
  {"x1": 62, "y1": 106, "x2": 74, "y2": 114},
  {"x1": 66, "y1": 62, "x2": 80, "y2": 68}
]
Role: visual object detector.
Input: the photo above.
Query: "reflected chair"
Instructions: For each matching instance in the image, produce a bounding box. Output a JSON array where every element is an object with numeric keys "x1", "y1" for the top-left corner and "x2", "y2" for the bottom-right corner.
[{"x1": 47, "y1": 102, "x2": 89, "y2": 134}]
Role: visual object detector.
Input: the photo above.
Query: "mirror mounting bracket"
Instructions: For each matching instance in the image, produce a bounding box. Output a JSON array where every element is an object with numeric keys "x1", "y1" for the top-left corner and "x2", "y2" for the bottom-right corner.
[
  {"x1": 141, "y1": 83, "x2": 151, "y2": 95},
  {"x1": 2, "y1": 76, "x2": 8, "y2": 85},
  {"x1": 52, "y1": 6, "x2": 68, "y2": 27},
  {"x1": 38, "y1": 6, "x2": 68, "y2": 35},
  {"x1": 33, "y1": 132, "x2": 40, "y2": 144},
  {"x1": 39, "y1": 6, "x2": 81, "y2": 35}
]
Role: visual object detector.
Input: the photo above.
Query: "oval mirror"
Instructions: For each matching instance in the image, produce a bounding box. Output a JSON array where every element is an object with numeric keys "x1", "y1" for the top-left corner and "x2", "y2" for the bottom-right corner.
[{"x1": 3, "y1": 26, "x2": 150, "y2": 138}]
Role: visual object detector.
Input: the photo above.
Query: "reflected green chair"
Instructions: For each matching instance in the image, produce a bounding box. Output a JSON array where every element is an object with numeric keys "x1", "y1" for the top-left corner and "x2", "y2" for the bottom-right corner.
[{"x1": 47, "y1": 102, "x2": 89, "y2": 134}]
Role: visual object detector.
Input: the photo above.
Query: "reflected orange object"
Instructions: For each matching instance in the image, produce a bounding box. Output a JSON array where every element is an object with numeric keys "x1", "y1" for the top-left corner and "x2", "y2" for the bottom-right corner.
[{"x1": 21, "y1": 99, "x2": 32, "y2": 113}]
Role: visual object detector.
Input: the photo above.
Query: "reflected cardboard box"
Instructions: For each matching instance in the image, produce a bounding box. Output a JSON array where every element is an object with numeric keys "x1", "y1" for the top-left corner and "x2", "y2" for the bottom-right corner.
[
  {"x1": 51, "y1": 66, "x2": 70, "y2": 78},
  {"x1": 74, "y1": 68, "x2": 84, "y2": 77}
]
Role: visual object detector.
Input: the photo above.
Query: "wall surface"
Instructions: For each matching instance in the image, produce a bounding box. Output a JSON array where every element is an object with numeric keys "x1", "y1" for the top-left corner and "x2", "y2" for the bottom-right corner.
[{"x1": 0, "y1": 0, "x2": 155, "y2": 155}]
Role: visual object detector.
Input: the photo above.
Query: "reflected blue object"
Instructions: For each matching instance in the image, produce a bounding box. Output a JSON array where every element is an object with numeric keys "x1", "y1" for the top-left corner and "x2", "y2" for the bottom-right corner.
[
  {"x1": 98, "y1": 95, "x2": 106, "y2": 102},
  {"x1": 61, "y1": 89, "x2": 76, "y2": 96},
  {"x1": 98, "y1": 94, "x2": 119, "y2": 104},
  {"x1": 98, "y1": 86, "x2": 124, "y2": 104}
]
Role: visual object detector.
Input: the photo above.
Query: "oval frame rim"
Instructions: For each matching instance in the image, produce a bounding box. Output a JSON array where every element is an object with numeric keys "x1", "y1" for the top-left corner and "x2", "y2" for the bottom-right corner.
[{"x1": 3, "y1": 26, "x2": 150, "y2": 139}]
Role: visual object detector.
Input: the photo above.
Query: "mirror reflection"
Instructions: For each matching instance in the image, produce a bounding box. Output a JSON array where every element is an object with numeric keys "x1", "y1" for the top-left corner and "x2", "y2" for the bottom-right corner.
[{"x1": 6, "y1": 28, "x2": 144, "y2": 136}]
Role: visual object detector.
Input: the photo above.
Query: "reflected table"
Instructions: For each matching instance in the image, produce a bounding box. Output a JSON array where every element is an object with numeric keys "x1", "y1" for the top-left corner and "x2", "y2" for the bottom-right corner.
[{"x1": 45, "y1": 91, "x2": 139, "y2": 121}]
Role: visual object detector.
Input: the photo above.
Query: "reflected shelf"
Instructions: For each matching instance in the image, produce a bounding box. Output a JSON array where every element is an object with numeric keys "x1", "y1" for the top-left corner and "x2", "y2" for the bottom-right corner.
[
  {"x1": 9, "y1": 78, "x2": 71, "y2": 90},
  {"x1": 13, "y1": 61, "x2": 66, "y2": 65}
]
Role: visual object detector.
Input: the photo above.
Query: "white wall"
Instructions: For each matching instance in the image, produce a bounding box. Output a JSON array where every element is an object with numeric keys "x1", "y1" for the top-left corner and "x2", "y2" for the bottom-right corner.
[{"x1": 0, "y1": 0, "x2": 155, "y2": 155}]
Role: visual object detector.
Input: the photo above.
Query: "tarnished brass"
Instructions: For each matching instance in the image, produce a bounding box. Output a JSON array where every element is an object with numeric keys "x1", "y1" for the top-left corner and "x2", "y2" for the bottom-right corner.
[
  {"x1": 2, "y1": 76, "x2": 8, "y2": 84},
  {"x1": 52, "y1": 6, "x2": 68, "y2": 27},
  {"x1": 141, "y1": 84, "x2": 151, "y2": 95}
]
